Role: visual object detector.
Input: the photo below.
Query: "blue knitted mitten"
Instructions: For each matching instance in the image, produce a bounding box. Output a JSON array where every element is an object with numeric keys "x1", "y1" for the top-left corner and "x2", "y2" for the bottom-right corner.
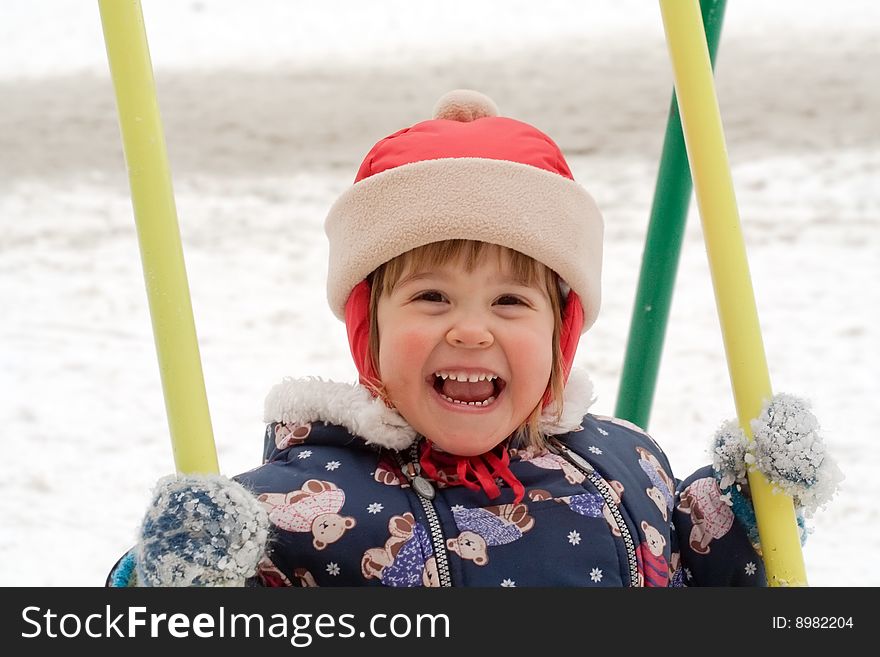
[{"x1": 136, "y1": 474, "x2": 270, "y2": 587}]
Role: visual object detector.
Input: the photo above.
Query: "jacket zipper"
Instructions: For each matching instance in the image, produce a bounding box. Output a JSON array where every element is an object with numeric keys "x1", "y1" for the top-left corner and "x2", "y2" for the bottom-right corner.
[
  {"x1": 393, "y1": 442, "x2": 453, "y2": 587},
  {"x1": 550, "y1": 440, "x2": 641, "y2": 587}
]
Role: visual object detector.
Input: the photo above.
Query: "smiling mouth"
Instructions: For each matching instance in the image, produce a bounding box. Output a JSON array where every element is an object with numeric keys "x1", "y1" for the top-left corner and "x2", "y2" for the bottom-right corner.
[{"x1": 430, "y1": 372, "x2": 507, "y2": 407}]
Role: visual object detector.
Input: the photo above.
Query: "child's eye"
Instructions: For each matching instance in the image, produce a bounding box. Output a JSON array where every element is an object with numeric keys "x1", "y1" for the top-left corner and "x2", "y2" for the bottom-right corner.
[
  {"x1": 414, "y1": 290, "x2": 446, "y2": 303},
  {"x1": 495, "y1": 295, "x2": 526, "y2": 306}
]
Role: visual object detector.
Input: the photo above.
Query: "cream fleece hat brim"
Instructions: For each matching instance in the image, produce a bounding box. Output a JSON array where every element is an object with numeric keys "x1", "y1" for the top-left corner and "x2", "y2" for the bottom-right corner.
[{"x1": 324, "y1": 90, "x2": 604, "y2": 331}]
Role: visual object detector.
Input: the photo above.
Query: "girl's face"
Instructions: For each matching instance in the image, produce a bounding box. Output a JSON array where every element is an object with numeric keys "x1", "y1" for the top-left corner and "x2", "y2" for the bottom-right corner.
[{"x1": 376, "y1": 249, "x2": 555, "y2": 456}]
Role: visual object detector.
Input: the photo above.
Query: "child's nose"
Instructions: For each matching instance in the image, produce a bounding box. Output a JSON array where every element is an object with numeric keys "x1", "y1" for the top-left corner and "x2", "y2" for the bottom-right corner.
[{"x1": 446, "y1": 319, "x2": 494, "y2": 348}]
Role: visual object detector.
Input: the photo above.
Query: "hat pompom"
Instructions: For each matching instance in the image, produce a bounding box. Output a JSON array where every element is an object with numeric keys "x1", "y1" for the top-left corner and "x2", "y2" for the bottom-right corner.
[{"x1": 432, "y1": 89, "x2": 499, "y2": 122}]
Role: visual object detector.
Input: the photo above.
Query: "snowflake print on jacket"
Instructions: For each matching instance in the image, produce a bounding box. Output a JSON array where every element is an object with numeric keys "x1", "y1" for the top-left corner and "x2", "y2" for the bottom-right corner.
[
  {"x1": 257, "y1": 479, "x2": 356, "y2": 550},
  {"x1": 529, "y1": 482, "x2": 624, "y2": 537}
]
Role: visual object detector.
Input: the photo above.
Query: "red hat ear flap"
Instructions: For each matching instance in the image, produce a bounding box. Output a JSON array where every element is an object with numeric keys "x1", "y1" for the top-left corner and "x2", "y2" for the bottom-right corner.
[
  {"x1": 542, "y1": 288, "x2": 585, "y2": 409},
  {"x1": 559, "y1": 289, "x2": 585, "y2": 383},
  {"x1": 344, "y1": 279, "x2": 382, "y2": 393}
]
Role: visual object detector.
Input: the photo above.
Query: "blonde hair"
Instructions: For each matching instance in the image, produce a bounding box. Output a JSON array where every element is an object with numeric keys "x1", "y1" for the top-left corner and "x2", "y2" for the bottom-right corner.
[{"x1": 366, "y1": 239, "x2": 566, "y2": 450}]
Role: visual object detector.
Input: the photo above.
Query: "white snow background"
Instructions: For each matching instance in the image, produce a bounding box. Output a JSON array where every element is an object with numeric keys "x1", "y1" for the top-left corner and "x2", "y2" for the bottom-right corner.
[{"x1": 1, "y1": 0, "x2": 877, "y2": 586}]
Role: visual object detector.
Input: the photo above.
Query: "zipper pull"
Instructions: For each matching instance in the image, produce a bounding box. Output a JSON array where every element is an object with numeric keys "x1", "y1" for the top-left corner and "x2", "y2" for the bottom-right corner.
[
  {"x1": 411, "y1": 475, "x2": 436, "y2": 500},
  {"x1": 565, "y1": 449, "x2": 595, "y2": 473},
  {"x1": 403, "y1": 441, "x2": 436, "y2": 500},
  {"x1": 552, "y1": 441, "x2": 595, "y2": 473}
]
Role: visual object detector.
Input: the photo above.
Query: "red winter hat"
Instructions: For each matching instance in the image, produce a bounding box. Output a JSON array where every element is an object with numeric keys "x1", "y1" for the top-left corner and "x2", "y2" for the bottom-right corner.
[{"x1": 325, "y1": 90, "x2": 603, "y2": 386}]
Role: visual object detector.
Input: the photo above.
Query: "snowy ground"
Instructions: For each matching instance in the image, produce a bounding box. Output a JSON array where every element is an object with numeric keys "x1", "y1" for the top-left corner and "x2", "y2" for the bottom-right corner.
[{"x1": 1, "y1": 0, "x2": 877, "y2": 586}]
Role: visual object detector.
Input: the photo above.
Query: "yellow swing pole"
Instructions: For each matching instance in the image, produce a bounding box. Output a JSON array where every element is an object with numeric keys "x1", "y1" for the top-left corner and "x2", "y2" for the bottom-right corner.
[
  {"x1": 99, "y1": 0, "x2": 219, "y2": 475},
  {"x1": 658, "y1": 0, "x2": 806, "y2": 586}
]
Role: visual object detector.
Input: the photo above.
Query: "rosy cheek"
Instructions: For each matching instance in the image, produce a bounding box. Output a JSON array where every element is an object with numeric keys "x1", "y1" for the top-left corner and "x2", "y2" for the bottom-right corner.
[
  {"x1": 380, "y1": 329, "x2": 434, "y2": 383},
  {"x1": 509, "y1": 333, "x2": 553, "y2": 370},
  {"x1": 401, "y1": 329, "x2": 435, "y2": 350}
]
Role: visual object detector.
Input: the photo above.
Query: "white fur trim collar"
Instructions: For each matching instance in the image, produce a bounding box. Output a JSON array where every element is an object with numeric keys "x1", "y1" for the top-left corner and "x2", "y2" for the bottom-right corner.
[
  {"x1": 538, "y1": 367, "x2": 596, "y2": 435},
  {"x1": 263, "y1": 368, "x2": 595, "y2": 451},
  {"x1": 263, "y1": 377, "x2": 416, "y2": 451}
]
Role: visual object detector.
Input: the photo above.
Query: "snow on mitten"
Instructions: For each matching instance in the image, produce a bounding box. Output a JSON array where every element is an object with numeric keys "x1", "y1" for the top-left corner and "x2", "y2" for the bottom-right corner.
[
  {"x1": 137, "y1": 474, "x2": 270, "y2": 587},
  {"x1": 712, "y1": 419, "x2": 750, "y2": 491},
  {"x1": 747, "y1": 393, "x2": 843, "y2": 516},
  {"x1": 711, "y1": 394, "x2": 842, "y2": 528}
]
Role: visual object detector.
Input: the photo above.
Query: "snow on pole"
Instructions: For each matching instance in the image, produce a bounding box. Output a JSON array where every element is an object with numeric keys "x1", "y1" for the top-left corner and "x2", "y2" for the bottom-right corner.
[
  {"x1": 99, "y1": 0, "x2": 219, "y2": 474},
  {"x1": 658, "y1": 0, "x2": 807, "y2": 585}
]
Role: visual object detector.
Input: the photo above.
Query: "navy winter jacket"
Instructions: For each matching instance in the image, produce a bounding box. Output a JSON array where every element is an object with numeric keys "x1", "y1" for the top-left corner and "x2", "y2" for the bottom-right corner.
[{"x1": 225, "y1": 371, "x2": 766, "y2": 587}]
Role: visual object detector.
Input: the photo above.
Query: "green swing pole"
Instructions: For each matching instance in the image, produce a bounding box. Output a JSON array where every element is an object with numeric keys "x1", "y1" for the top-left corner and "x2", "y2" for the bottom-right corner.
[
  {"x1": 615, "y1": 0, "x2": 727, "y2": 429},
  {"x1": 99, "y1": 0, "x2": 219, "y2": 474}
]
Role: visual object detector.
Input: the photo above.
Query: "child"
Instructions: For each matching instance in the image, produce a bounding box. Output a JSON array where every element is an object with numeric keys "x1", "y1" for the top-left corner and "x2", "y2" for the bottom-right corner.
[{"x1": 110, "y1": 90, "x2": 839, "y2": 588}]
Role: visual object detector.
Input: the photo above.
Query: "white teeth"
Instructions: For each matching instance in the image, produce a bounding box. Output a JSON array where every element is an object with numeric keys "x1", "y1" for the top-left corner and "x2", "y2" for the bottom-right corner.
[{"x1": 433, "y1": 371, "x2": 499, "y2": 382}]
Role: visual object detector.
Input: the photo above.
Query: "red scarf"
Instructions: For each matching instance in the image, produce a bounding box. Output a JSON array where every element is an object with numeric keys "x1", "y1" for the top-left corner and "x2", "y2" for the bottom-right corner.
[{"x1": 418, "y1": 440, "x2": 525, "y2": 503}]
